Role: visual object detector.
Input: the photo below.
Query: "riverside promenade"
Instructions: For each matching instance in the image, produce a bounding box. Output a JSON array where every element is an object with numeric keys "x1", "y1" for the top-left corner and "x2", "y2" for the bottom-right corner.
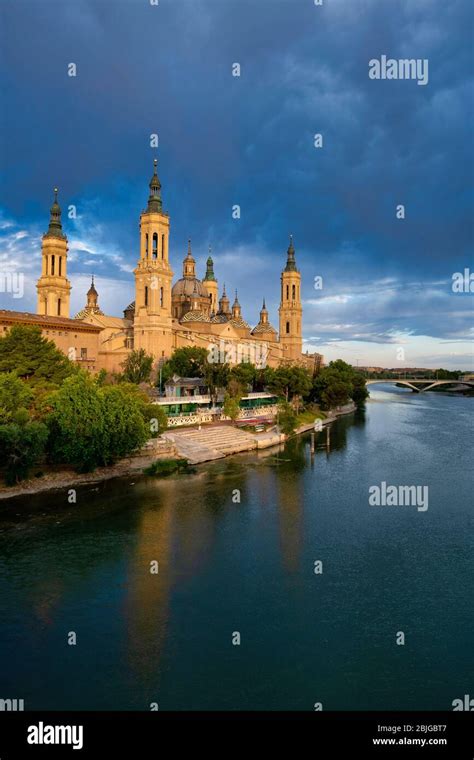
[{"x1": 161, "y1": 402, "x2": 357, "y2": 464}]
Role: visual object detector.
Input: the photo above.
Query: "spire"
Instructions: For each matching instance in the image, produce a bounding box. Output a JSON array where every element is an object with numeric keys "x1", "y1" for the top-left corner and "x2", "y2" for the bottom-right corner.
[
  {"x1": 260, "y1": 297, "x2": 268, "y2": 324},
  {"x1": 46, "y1": 187, "x2": 66, "y2": 238},
  {"x1": 183, "y1": 239, "x2": 196, "y2": 278},
  {"x1": 204, "y1": 246, "x2": 216, "y2": 281},
  {"x1": 147, "y1": 157, "x2": 162, "y2": 212},
  {"x1": 218, "y1": 283, "x2": 231, "y2": 315},
  {"x1": 87, "y1": 275, "x2": 98, "y2": 307},
  {"x1": 232, "y1": 289, "x2": 241, "y2": 319},
  {"x1": 284, "y1": 234, "x2": 297, "y2": 272}
]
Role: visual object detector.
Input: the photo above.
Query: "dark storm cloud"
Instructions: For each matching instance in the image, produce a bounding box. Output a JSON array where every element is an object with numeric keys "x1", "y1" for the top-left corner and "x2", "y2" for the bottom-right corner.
[{"x1": 0, "y1": 0, "x2": 472, "y2": 355}]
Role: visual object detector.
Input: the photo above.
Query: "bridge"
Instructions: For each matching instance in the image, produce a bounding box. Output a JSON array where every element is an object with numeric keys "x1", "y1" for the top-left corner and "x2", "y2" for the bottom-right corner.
[{"x1": 366, "y1": 378, "x2": 474, "y2": 393}]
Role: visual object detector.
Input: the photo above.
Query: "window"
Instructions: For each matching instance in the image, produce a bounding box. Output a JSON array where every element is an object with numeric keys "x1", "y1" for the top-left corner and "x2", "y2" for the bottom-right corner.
[
  {"x1": 51, "y1": 255, "x2": 55, "y2": 275},
  {"x1": 152, "y1": 233, "x2": 158, "y2": 259},
  {"x1": 57, "y1": 299, "x2": 61, "y2": 316},
  {"x1": 160, "y1": 286, "x2": 164, "y2": 307},
  {"x1": 292, "y1": 284, "x2": 295, "y2": 299},
  {"x1": 161, "y1": 234, "x2": 165, "y2": 259},
  {"x1": 59, "y1": 257, "x2": 62, "y2": 276},
  {"x1": 286, "y1": 321, "x2": 290, "y2": 334},
  {"x1": 144, "y1": 286, "x2": 148, "y2": 306},
  {"x1": 286, "y1": 284, "x2": 289, "y2": 300},
  {"x1": 145, "y1": 233, "x2": 149, "y2": 257},
  {"x1": 81, "y1": 348, "x2": 87, "y2": 359}
]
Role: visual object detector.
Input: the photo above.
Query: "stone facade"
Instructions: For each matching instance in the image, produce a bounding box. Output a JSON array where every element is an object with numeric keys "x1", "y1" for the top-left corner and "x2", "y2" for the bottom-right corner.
[{"x1": 4, "y1": 160, "x2": 323, "y2": 375}]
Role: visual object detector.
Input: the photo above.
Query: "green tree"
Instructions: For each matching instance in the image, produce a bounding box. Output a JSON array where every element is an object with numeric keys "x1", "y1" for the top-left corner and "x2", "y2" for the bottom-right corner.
[
  {"x1": 223, "y1": 393, "x2": 241, "y2": 422},
  {"x1": 0, "y1": 420, "x2": 48, "y2": 485},
  {"x1": 47, "y1": 373, "x2": 105, "y2": 471},
  {"x1": 120, "y1": 349, "x2": 154, "y2": 384},
  {"x1": 311, "y1": 360, "x2": 368, "y2": 410},
  {"x1": 99, "y1": 385, "x2": 149, "y2": 464},
  {"x1": 0, "y1": 372, "x2": 33, "y2": 423},
  {"x1": 0, "y1": 325, "x2": 75, "y2": 387},
  {"x1": 229, "y1": 362, "x2": 257, "y2": 391},
  {"x1": 277, "y1": 400, "x2": 297, "y2": 435},
  {"x1": 47, "y1": 373, "x2": 149, "y2": 472},
  {"x1": 162, "y1": 346, "x2": 208, "y2": 380},
  {"x1": 0, "y1": 372, "x2": 47, "y2": 484},
  {"x1": 203, "y1": 361, "x2": 229, "y2": 406}
]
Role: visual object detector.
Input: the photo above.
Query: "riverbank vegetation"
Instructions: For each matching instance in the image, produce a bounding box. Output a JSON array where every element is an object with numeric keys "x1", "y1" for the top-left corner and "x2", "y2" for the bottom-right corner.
[{"x1": 0, "y1": 331, "x2": 369, "y2": 485}]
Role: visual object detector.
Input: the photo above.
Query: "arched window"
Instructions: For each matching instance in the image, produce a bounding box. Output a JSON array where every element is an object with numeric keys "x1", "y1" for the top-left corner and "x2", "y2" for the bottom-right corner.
[
  {"x1": 286, "y1": 284, "x2": 289, "y2": 300},
  {"x1": 292, "y1": 284, "x2": 295, "y2": 299},
  {"x1": 51, "y1": 255, "x2": 55, "y2": 275},
  {"x1": 58, "y1": 257, "x2": 62, "y2": 276},
  {"x1": 144, "y1": 286, "x2": 149, "y2": 306},
  {"x1": 152, "y1": 233, "x2": 158, "y2": 259},
  {"x1": 161, "y1": 234, "x2": 165, "y2": 259},
  {"x1": 286, "y1": 321, "x2": 290, "y2": 334},
  {"x1": 145, "y1": 234, "x2": 149, "y2": 257},
  {"x1": 57, "y1": 298, "x2": 61, "y2": 316}
]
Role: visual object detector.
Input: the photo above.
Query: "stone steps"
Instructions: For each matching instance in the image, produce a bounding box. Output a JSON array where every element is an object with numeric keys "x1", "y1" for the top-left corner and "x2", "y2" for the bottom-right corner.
[{"x1": 162, "y1": 426, "x2": 257, "y2": 464}]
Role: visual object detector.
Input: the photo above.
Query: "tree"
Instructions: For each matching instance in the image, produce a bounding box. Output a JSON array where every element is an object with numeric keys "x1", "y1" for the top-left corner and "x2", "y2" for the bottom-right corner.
[
  {"x1": 267, "y1": 365, "x2": 312, "y2": 410},
  {"x1": 47, "y1": 373, "x2": 148, "y2": 472},
  {"x1": 99, "y1": 385, "x2": 149, "y2": 464},
  {"x1": 0, "y1": 419, "x2": 48, "y2": 485},
  {"x1": 120, "y1": 349, "x2": 154, "y2": 384},
  {"x1": 161, "y1": 346, "x2": 208, "y2": 380},
  {"x1": 203, "y1": 361, "x2": 229, "y2": 406},
  {"x1": 223, "y1": 393, "x2": 241, "y2": 422},
  {"x1": 0, "y1": 372, "x2": 47, "y2": 483},
  {"x1": 229, "y1": 362, "x2": 257, "y2": 391},
  {"x1": 277, "y1": 400, "x2": 297, "y2": 435},
  {"x1": 0, "y1": 325, "x2": 75, "y2": 387},
  {"x1": 0, "y1": 372, "x2": 33, "y2": 423},
  {"x1": 311, "y1": 360, "x2": 368, "y2": 410}
]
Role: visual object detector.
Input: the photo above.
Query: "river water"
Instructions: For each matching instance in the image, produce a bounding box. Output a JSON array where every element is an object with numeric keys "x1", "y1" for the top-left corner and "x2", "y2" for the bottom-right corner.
[{"x1": 0, "y1": 386, "x2": 472, "y2": 711}]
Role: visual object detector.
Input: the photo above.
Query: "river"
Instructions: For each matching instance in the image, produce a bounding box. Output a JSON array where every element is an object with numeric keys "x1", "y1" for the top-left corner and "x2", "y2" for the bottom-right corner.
[{"x1": 0, "y1": 386, "x2": 472, "y2": 710}]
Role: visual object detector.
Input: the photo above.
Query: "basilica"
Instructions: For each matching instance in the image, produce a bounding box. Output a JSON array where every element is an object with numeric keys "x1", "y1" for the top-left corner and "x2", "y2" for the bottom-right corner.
[{"x1": 1, "y1": 160, "x2": 322, "y2": 375}]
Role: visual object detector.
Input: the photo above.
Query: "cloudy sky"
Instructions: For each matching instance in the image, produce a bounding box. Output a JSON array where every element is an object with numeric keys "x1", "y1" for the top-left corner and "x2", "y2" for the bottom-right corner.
[{"x1": 1, "y1": 0, "x2": 472, "y2": 368}]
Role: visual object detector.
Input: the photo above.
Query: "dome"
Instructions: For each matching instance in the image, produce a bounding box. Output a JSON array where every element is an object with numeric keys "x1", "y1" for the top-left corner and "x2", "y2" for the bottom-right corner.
[{"x1": 172, "y1": 278, "x2": 209, "y2": 298}]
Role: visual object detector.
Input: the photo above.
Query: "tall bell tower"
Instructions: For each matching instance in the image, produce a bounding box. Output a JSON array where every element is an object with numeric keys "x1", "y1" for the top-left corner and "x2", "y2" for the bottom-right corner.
[
  {"x1": 278, "y1": 236, "x2": 302, "y2": 361},
  {"x1": 36, "y1": 188, "x2": 71, "y2": 318},
  {"x1": 133, "y1": 158, "x2": 174, "y2": 359}
]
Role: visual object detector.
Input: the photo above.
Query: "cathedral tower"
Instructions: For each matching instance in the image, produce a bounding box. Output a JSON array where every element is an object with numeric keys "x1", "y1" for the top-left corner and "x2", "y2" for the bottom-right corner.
[
  {"x1": 203, "y1": 248, "x2": 218, "y2": 314},
  {"x1": 36, "y1": 188, "x2": 71, "y2": 317},
  {"x1": 133, "y1": 159, "x2": 174, "y2": 358},
  {"x1": 278, "y1": 236, "x2": 302, "y2": 361}
]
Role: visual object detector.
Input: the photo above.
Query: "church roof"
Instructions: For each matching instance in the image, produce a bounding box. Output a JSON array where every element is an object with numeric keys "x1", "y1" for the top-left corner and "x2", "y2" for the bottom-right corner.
[
  {"x1": 229, "y1": 316, "x2": 250, "y2": 330},
  {"x1": 251, "y1": 322, "x2": 277, "y2": 336},
  {"x1": 0, "y1": 309, "x2": 101, "y2": 332},
  {"x1": 180, "y1": 309, "x2": 211, "y2": 323},
  {"x1": 74, "y1": 305, "x2": 104, "y2": 319},
  {"x1": 172, "y1": 277, "x2": 209, "y2": 297}
]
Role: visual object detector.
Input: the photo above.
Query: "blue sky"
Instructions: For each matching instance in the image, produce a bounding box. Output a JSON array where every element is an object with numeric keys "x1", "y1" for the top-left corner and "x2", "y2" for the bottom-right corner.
[{"x1": 0, "y1": 0, "x2": 473, "y2": 368}]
